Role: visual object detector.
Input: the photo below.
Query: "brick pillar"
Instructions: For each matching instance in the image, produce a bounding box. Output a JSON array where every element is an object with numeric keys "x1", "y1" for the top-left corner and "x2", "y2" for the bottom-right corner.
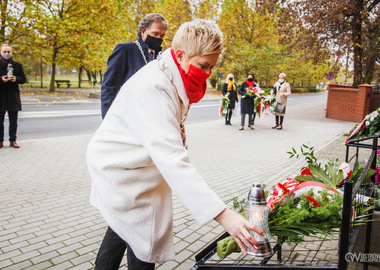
[{"x1": 357, "y1": 84, "x2": 372, "y2": 119}]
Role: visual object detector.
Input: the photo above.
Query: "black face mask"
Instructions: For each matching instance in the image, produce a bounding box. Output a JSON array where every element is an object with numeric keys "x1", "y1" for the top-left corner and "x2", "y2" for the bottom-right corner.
[
  {"x1": 144, "y1": 34, "x2": 163, "y2": 50},
  {"x1": 229, "y1": 78, "x2": 233, "y2": 81},
  {"x1": 248, "y1": 78, "x2": 254, "y2": 82}
]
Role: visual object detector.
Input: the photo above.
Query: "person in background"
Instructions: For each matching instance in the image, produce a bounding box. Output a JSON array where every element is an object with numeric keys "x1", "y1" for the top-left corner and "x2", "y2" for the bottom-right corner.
[
  {"x1": 238, "y1": 73, "x2": 257, "y2": 130},
  {"x1": 87, "y1": 19, "x2": 264, "y2": 270},
  {"x1": 272, "y1": 73, "x2": 291, "y2": 130},
  {"x1": 222, "y1": 73, "x2": 238, "y2": 125},
  {"x1": 0, "y1": 44, "x2": 26, "y2": 149},
  {"x1": 101, "y1": 13, "x2": 168, "y2": 118}
]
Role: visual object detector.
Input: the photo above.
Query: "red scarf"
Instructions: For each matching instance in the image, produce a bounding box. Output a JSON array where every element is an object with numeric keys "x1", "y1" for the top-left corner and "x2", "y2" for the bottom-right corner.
[
  {"x1": 246, "y1": 79, "x2": 255, "y2": 87},
  {"x1": 171, "y1": 49, "x2": 207, "y2": 104}
]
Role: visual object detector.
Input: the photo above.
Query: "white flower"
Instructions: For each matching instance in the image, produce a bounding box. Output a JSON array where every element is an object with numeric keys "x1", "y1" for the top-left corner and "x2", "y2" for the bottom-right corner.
[
  {"x1": 370, "y1": 116, "x2": 375, "y2": 121},
  {"x1": 365, "y1": 114, "x2": 370, "y2": 120},
  {"x1": 366, "y1": 120, "x2": 370, "y2": 126}
]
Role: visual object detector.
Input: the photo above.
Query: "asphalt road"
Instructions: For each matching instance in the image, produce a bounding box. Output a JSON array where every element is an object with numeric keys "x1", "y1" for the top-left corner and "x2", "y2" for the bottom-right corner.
[{"x1": 4, "y1": 93, "x2": 327, "y2": 140}]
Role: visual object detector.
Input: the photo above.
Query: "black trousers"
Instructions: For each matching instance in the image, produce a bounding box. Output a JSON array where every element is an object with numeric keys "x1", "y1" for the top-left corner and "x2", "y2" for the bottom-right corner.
[
  {"x1": 275, "y1": 115, "x2": 284, "y2": 125},
  {"x1": 241, "y1": 113, "x2": 255, "y2": 126},
  {"x1": 225, "y1": 108, "x2": 233, "y2": 124},
  {"x1": 0, "y1": 111, "x2": 18, "y2": 142},
  {"x1": 95, "y1": 226, "x2": 155, "y2": 270}
]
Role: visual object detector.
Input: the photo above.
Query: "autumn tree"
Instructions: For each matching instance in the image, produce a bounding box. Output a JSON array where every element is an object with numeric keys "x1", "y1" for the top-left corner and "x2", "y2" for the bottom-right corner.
[
  {"x1": 217, "y1": 0, "x2": 289, "y2": 85},
  {"x1": 155, "y1": 0, "x2": 192, "y2": 48},
  {"x1": 282, "y1": 0, "x2": 379, "y2": 86},
  {"x1": 58, "y1": 0, "x2": 133, "y2": 87}
]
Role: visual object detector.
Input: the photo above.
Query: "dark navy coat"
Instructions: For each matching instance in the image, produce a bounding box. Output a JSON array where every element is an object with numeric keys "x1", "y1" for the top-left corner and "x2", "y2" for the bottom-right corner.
[
  {"x1": 0, "y1": 60, "x2": 26, "y2": 111},
  {"x1": 238, "y1": 81, "x2": 256, "y2": 115},
  {"x1": 101, "y1": 37, "x2": 161, "y2": 118}
]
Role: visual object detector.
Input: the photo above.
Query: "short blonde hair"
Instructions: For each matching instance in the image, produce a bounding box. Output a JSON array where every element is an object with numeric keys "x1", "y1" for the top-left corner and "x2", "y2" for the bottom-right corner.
[
  {"x1": 226, "y1": 73, "x2": 234, "y2": 82},
  {"x1": 279, "y1": 73, "x2": 286, "y2": 78},
  {"x1": 172, "y1": 19, "x2": 223, "y2": 58}
]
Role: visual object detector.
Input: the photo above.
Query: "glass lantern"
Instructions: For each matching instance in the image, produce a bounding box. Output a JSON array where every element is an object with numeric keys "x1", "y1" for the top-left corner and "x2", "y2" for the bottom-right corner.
[{"x1": 244, "y1": 182, "x2": 273, "y2": 257}]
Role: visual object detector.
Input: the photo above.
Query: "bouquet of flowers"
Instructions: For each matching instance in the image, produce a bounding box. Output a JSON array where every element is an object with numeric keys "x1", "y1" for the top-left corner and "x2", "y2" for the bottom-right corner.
[
  {"x1": 347, "y1": 107, "x2": 380, "y2": 140},
  {"x1": 217, "y1": 144, "x2": 375, "y2": 259},
  {"x1": 245, "y1": 85, "x2": 276, "y2": 118},
  {"x1": 255, "y1": 94, "x2": 276, "y2": 118},
  {"x1": 219, "y1": 92, "x2": 230, "y2": 117}
]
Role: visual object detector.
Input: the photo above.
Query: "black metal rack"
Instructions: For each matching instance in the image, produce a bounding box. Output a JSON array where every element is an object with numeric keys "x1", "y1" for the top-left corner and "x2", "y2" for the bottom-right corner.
[{"x1": 192, "y1": 135, "x2": 379, "y2": 270}]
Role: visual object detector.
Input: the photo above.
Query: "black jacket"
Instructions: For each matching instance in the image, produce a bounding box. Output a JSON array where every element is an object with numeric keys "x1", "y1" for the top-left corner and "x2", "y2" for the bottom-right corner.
[
  {"x1": 100, "y1": 37, "x2": 162, "y2": 118},
  {"x1": 238, "y1": 81, "x2": 256, "y2": 114},
  {"x1": 222, "y1": 82, "x2": 238, "y2": 109},
  {"x1": 0, "y1": 59, "x2": 26, "y2": 111}
]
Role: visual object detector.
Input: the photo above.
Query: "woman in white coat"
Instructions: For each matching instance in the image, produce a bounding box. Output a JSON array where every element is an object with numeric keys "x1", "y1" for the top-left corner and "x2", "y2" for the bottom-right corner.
[{"x1": 87, "y1": 19, "x2": 264, "y2": 269}]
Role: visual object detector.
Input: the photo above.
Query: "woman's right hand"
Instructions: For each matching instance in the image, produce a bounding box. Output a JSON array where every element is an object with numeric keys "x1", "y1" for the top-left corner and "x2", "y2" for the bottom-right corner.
[{"x1": 214, "y1": 209, "x2": 264, "y2": 255}]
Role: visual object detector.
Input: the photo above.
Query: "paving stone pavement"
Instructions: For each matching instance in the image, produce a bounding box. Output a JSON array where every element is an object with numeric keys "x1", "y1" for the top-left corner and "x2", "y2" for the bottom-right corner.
[{"x1": 0, "y1": 93, "x2": 357, "y2": 269}]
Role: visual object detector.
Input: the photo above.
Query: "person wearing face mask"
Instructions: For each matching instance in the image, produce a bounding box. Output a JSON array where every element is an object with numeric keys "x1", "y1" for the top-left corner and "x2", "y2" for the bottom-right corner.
[
  {"x1": 0, "y1": 44, "x2": 26, "y2": 149},
  {"x1": 222, "y1": 73, "x2": 238, "y2": 125},
  {"x1": 238, "y1": 73, "x2": 257, "y2": 130},
  {"x1": 100, "y1": 13, "x2": 168, "y2": 119},
  {"x1": 87, "y1": 19, "x2": 264, "y2": 270},
  {"x1": 271, "y1": 73, "x2": 291, "y2": 130}
]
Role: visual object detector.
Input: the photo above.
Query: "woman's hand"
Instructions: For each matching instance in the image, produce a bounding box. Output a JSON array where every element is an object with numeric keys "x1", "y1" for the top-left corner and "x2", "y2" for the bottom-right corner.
[{"x1": 214, "y1": 209, "x2": 264, "y2": 255}]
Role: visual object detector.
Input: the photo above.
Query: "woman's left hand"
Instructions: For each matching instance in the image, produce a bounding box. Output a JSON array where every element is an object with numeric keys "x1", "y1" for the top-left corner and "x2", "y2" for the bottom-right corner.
[{"x1": 214, "y1": 209, "x2": 264, "y2": 255}]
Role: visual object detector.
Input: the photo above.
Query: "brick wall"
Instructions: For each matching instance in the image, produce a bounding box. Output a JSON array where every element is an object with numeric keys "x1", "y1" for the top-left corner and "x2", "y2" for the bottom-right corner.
[{"x1": 326, "y1": 83, "x2": 372, "y2": 122}]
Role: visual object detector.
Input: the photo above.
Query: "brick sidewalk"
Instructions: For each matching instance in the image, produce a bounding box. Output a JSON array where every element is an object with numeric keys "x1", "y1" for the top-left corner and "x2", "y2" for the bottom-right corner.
[{"x1": 0, "y1": 94, "x2": 356, "y2": 269}]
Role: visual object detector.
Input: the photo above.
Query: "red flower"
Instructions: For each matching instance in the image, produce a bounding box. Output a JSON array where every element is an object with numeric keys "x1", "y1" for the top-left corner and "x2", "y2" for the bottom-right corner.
[
  {"x1": 305, "y1": 195, "x2": 321, "y2": 207},
  {"x1": 301, "y1": 168, "x2": 313, "y2": 176},
  {"x1": 339, "y1": 170, "x2": 352, "y2": 185},
  {"x1": 277, "y1": 183, "x2": 290, "y2": 194},
  {"x1": 362, "y1": 125, "x2": 366, "y2": 130}
]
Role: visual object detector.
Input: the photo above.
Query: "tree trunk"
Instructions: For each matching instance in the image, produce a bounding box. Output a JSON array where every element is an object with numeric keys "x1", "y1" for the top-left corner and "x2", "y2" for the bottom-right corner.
[
  {"x1": 0, "y1": 0, "x2": 8, "y2": 42},
  {"x1": 351, "y1": 0, "x2": 364, "y2": 87},
  {"x1": 49, "y1": 44, "x2": 58, "y2": 92},
  {"x1": 363, "y1": 55, "x2": 375, "y2": 84},
  {"x1": 78, "y1": 66, "x2": 83, "y2": 88},
  {"x1": 85, "y1": 69, "x2": 91, "y2": 82},
  {"x1": 91, "y1": 71, "x2": 97, "y2": 85},
  {"x1": 40, "y1": 56, "x2": 43, "y2": 88},
  {"x1": 99, "y1": 69, "x2": 103, "y2": 83}
]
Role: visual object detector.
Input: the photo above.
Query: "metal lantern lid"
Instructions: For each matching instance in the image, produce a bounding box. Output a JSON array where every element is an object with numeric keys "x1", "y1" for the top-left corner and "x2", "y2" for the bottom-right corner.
[{"x1": 246, "y1": 183, "x2": 267, "y2": 205}]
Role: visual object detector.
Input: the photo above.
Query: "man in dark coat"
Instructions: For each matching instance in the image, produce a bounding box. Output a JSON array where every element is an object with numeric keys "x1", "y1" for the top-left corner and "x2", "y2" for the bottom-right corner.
[
  {"x1": 0, "y1": 44, "x2": 26, "y2": 148},
  {"x1": 101, "y1": 13, "x2": 168, "y2": 118}
]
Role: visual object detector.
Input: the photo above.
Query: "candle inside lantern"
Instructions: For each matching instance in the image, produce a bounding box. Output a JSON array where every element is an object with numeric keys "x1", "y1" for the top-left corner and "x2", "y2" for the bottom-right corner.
[{"x1": 244, "y1": 183, "x2": 273, "y2": 257}]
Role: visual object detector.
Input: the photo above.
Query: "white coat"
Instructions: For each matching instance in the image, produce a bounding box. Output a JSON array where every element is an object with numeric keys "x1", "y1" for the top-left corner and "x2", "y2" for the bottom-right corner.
[
  {"x1": 86, "y1": 48, "x2": 226, "y2": 263},
  {"x1": 273, "y1": 81, "x2": 291, "y2": 116}
]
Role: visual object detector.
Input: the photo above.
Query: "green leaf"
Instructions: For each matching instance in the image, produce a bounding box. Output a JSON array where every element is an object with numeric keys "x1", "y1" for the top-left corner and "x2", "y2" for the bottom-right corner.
[
  {"x1": 309, "y1": 164, "x2": 336, "y2": 187},
  {"x1": 325, "y1": 162, "x2": 344, "y2": 187},
  {"x1": 295, "y1": 174, "x2": 318, "y2": 182}
]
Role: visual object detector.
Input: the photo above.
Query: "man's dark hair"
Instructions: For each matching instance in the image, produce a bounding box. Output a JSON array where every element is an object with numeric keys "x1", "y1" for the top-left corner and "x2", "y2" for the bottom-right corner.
[
  {"x1": 137, "y1": 13, "x2": 168, "y2": 38},
  {"x1": 247, "y1": 73, "x2": 255, "y2": 78}
]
